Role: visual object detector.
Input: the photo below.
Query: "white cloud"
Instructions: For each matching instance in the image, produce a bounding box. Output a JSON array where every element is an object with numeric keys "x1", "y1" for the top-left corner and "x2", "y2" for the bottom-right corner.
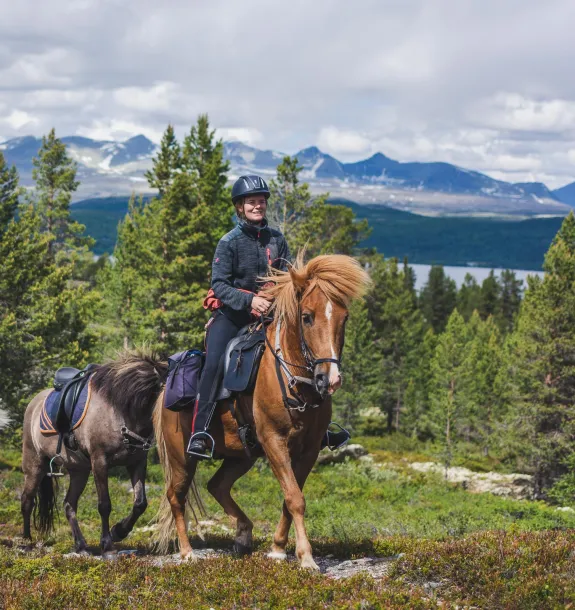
[
  {"x1": 76, "y1": 119, "x2": 164, "y2": 143},
  {"x1": 317, "y1": 127, "x2": 372, "y2": 158},
  {"x1": 0, "y1": 110, "x2": 39, "y2": 130},
  {"x1": 216, "y1": 127, "x2": 263, "y2": 147}
]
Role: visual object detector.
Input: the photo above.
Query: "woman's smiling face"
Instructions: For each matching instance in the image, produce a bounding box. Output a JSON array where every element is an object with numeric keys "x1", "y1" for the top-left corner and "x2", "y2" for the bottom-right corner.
[{"x1": 238, "y1": 194, "x2": 268, "y2": 223}]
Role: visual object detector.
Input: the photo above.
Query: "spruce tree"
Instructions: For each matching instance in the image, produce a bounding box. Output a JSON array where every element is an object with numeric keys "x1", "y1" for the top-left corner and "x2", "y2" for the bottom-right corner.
[
  {"x1": 479, "y1": 270, "x2": 501, "y2": 320},
  {"x1": 268, "y1": 156, "x2": 308, "y2": 240},
  {"x1": 144, "y1": 124, "x2": 181, "y2": 196},
  {"x1": 511, "y1": 212, "x2": 575, "y2": 496},
  {"x1": 499, "y1": 270, "x2": 523, "y2": 333},
  {"x1": 428, "y1": 309, "x2": 470, "y2": 468},
  {"x1": 0, "y1": 151, "x2": 19, "y2": 234},
  {"x1": 456, "y1": 273, "x2": 481, "y2": 321},
  {"x1": 419, "y1": 266, "x2": 457, "y2": 333}
]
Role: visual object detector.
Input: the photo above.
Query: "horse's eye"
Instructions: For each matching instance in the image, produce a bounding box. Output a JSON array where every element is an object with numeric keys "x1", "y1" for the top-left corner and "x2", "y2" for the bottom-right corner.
[{"x1": 302, "y1": 313, "x2": 313, "y2": 326}]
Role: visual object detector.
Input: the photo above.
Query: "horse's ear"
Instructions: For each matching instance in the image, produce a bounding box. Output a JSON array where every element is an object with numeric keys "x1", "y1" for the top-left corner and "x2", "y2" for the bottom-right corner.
[{"x1": 289, "y1": 266, "x2": 307, "y2": 293}]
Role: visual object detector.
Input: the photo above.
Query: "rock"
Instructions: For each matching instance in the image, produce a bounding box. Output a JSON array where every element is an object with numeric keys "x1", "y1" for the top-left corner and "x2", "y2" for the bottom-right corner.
[
  {"x1": 323, "y1": 556, "x2": 395, "y2": 579},
  {"x1": 316, "y1": 444, "x2": 368, "y2": 466},
  {"x1": 408, "y1": 462, "x2": 533, "y2": 500},
  {"x1": 556, "y1": 506, "x2": 575, "y2": 512}
]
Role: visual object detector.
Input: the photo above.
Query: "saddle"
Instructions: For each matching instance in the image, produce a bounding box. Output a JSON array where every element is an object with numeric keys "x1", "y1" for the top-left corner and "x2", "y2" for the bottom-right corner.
[
  {"x1": 214, "y1": 322, "x2": 267, "y2": 402},
  {"x1": 52, "y1": 364, "x2": 98, "y2": 449}
]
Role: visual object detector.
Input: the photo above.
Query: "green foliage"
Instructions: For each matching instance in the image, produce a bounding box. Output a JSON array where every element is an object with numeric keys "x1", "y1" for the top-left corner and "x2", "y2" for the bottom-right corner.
[{"x1": 456, "y1": 273, "x2": 481, "y2": 321}]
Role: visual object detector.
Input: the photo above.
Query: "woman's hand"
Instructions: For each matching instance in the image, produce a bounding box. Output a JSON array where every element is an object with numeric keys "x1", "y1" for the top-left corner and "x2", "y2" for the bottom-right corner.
[{"x1": 252, "y1": 295, "x2": 271, "y2": 314}]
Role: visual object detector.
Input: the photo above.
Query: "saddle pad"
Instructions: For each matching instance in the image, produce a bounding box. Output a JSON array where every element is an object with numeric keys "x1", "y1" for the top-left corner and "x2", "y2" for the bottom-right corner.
[{"x1": 40, "y1": 380, "x2": 92, "y2": 435}]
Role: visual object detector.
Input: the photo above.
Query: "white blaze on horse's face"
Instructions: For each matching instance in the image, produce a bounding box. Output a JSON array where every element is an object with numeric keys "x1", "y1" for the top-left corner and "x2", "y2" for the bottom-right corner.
[
  {"x1": 301, "y1": 289, "x2": 346, "y2": 396},
  {"x1": 324, "y1": 300, "x2": 342, "y2": 393}
]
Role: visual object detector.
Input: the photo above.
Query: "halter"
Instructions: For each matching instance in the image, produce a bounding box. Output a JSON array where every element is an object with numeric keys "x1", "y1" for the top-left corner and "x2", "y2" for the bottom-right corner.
[{"x1": 261, "y1": 304, "x2": 342, "y2": 412}]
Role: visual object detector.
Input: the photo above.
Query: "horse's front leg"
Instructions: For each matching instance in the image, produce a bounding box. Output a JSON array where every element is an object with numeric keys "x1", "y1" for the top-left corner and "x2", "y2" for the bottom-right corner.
[
  {"x1": 110, "y1": 458, "x2": 148, "y2": 542},
  {"x1": 269, "y1": 449, "x2": 318, "y2": 561},
  {"x1": 261, "y1": 436, "x2": 318, "y2": 570},
  {"x1": 91, "y1": 455, "x2": 115, "y2": 556}
]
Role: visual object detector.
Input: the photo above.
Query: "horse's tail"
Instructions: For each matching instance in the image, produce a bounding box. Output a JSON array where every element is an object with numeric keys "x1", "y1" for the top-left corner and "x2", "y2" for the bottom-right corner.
[
  {"x1": 33, "y1": 474, "x2": 58, "y2": 535},
  {"x1": 152, "y1": 396, "x2": 206, "y2": 554}
]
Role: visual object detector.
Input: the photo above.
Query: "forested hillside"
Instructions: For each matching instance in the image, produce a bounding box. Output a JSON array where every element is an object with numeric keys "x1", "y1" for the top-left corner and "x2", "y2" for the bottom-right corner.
[{"x1": 71, "y1": 196, "x2": 561, "y2": 270}]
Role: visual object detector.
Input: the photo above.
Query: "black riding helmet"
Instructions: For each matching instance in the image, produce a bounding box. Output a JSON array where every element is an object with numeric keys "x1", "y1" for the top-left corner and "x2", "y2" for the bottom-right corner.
[{"x1": 231, "y1": 175, "x2": 270, "y2": 204}]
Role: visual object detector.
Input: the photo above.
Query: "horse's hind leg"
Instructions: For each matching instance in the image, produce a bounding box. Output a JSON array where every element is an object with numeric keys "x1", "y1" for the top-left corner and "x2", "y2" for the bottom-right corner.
[
  {"x1": 207, "y1": 457, "x2": 256, "y2": 555},
  {"x1": 21, "y1": 460, "x2": 46, "y2": 541},
  {"x1": 64, "y1": 469, "x2": 90, "y2": 553},
  {"x1": 91, "y1": 455, "x2": 115, "y2": 556},
  {"x1": 111, "y1": 459, "x2": 148, "y2": 542}
]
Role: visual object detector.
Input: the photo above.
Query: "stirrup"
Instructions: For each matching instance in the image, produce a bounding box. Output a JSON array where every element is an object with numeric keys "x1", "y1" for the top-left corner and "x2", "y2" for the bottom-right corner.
[
  {"x1": 325, "y1": 422, "x2": 351, "y2": 451},
  {"x1": 186, "y1": 431, "x2": 215, "y2": 459},
  {"x1": 47, "y1": 454, "x2": 65, "y2": 478}
]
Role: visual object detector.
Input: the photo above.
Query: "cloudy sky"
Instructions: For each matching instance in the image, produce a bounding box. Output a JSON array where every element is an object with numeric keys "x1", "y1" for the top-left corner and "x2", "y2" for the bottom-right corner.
[{"x1": 2, "y1": 0, "x2": 575, "y2": 188}]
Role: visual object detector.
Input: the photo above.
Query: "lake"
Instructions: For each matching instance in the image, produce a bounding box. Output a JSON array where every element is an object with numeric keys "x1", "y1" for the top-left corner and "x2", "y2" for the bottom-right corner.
[{"x1": 410, "y1": 263, "x2": 544, "y2": 292}]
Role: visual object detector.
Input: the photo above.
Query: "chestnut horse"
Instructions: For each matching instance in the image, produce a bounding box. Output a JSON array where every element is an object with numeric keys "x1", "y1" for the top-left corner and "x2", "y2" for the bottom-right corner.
[
  {"x1": 153, "y1": 254, "x2": 371, "y2": 569},
  {"x1": 21, "y1": 349, "x2": 168, "y2": 556}
]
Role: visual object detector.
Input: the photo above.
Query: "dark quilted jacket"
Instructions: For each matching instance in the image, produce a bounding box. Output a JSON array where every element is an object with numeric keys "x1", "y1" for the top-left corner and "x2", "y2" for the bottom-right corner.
[{"x1": 211, "y1": 218, "x2": 291, "y2": 311}]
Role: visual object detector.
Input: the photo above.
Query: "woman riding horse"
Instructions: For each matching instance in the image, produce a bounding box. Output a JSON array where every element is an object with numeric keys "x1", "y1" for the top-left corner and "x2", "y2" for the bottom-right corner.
[{"x1": 187, "y1": 174, "x2": 350, "y2": 458}]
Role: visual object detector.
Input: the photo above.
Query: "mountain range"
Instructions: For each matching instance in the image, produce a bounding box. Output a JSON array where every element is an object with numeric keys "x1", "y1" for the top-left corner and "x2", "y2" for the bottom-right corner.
[{"x1": 1, "y1": 134, "x2": 574, "y2": 217}]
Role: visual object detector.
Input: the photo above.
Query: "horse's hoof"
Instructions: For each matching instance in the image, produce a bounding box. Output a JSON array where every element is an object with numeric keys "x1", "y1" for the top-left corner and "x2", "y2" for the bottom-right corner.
[
  {"x1": 181, "y1": 550, "x2": 197, "y2": 562},
  {"x1": 300, "y1": 556, "x2": 320, "y2": 571},
  {"x1": 267, "y1": 551, "x2": 287, "y2": 561},
  {"x1": 102, "y1": 551, "x2": 118, "y2": 561},
  {"x1": 233, "y1": 542, "x2": 253, "y2": 556}
]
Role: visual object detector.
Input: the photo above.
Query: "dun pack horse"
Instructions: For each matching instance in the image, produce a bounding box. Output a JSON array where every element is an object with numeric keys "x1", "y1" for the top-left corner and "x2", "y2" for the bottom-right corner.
[
  {"x1": 154, "y1": 254, "x2": 371, "y2": 569},
  {"x1": 21, "y1": 350, "x2": 168, "y2": 555}
]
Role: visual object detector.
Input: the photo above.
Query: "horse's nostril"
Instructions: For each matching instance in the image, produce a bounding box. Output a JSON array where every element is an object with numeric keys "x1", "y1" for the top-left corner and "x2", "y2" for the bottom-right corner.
[{"x1": 315, "y1": 374, "x2": 329, "y2": 389}]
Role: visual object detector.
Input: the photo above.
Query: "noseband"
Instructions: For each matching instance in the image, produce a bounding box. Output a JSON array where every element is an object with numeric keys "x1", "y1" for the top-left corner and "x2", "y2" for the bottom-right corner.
[{"x1": 261, "y1": 307, "x2": 342, "y2": 412}]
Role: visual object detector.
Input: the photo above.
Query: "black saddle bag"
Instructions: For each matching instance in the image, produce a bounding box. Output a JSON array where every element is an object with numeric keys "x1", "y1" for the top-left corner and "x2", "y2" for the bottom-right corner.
[
  {"x1": 224, "y1": 329, "x2": 265, "y2": 393},
  {"x1": 164, "y1": 350, "x2": 204, "y2": 411}
]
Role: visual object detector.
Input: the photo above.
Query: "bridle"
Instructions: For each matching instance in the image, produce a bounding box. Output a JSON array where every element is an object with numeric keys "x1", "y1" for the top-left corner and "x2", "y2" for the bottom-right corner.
[{"x1": 261, "y1": 304, "x2": 342, "y2": 412}]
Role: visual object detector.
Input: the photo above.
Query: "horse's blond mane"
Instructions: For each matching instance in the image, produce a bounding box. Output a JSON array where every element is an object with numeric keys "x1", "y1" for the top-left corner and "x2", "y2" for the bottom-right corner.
[{"x1": 262, "y1": 252, "x2": 372, "y2": 323}]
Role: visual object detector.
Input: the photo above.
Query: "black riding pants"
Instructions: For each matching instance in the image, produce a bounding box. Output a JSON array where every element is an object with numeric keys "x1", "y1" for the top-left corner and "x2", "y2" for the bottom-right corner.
[{"x1": 192, "y1": 308, "x2": 251, "y2": 434}]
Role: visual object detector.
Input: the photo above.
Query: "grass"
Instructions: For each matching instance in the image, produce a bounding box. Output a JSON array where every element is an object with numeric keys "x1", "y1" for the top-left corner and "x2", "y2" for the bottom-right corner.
[{"x1": 2, "y1": 443, "x2": 575, "y2": 608}]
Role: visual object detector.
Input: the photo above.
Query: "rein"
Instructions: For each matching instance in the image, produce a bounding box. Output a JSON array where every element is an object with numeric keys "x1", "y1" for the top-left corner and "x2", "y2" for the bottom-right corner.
[
  {"x1": 261, "y1": 308, "x2": 341, "y2": 412},
  {"x1": 121, "y1": 425, "x2": 155, "y2": 452}
]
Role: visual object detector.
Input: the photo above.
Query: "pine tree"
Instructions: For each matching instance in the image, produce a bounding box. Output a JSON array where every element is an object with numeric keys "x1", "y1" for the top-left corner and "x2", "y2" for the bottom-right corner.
[
  {"x1": 269, "y1": 156, "x2": 370, "y2": 256},
  {"x1": 456, "y1": 273, "x2": 481, "y2": 321},
  {"x1": 107, "y1": 117, "x2": 228, "y2": 353},
  {"x1": 268, "y1": 156, "x2": 308, "y2": 241},
  {"x1": 510, "y1": 212, "x2": 575, "y2": 496},
  {"x1": 499, "y1": 270, "x2": 523, "y2": 333},
  {"x1": 332, "y1": 299, "x2": 381, "y2": 429},
  {"x1": 0, "y1": 151, "x2": 19, "y2": 234},
  {"x1": 479, "y1": 270, "x2": 501, "y2": 320},
  {"x1": 461, "y1": 312, "x2": 504, "y2": 454},
  {"x1": 182, "y1": 114, "x2": 233, "y2": 246},
  {"x1": 428, "y1": 309, "x2": 470, "y2": 468},
  {"x1": 419, "y1": 266, "x2": 457, "y2": 333},
  {"x1": 31, "y1": 128, "x2": 92, "y2": 258},
  {"x1": 144, "y1": 124, "x2": 181, "y2": 196}
]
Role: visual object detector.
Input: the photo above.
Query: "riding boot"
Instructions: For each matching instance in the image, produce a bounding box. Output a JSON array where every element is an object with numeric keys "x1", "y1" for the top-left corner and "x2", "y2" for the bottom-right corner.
[{"x1": 187, "y1": 398, "x2": 218, "y2": 459}]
